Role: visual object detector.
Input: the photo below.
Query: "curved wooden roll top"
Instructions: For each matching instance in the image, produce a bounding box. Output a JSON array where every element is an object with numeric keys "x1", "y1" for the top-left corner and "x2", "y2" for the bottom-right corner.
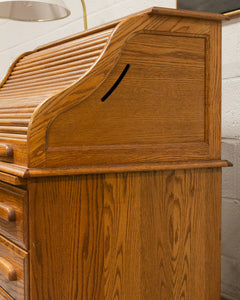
[
  {"x1": 0, "y1": 7, "x2": 226, "y2": 169},
  {"x1": 0, "y1": 28, "x2": 114, "y2": 142}
]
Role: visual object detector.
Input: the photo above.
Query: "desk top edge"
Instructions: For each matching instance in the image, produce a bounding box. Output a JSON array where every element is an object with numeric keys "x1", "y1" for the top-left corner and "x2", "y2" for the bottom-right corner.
[
  {"x1": 36, "y1": 7, "x2": 227, "y2": 52},
  {"x1": 0, "y1": 160, "x2": 231, "y2": 180}
]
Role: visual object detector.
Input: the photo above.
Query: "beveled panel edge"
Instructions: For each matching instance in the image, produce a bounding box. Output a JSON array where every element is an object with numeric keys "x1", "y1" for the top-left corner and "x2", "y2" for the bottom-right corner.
[{"x1": 0, "y1": 160, "x2": 231, "y2": 179}]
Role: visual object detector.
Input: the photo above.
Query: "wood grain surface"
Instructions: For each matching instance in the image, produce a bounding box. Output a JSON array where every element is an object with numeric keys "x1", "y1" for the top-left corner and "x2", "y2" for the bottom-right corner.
[
  {"x1": 44, "y1": 16, "x2": 221, "y2": 168},
  {"x1": 29, "y1": 175, "x2": 105, "y2": 300},
  {"x1": 0, "y1": 29, "x2": 113, "y2": 148},
  {"x1": 0, "y1": 235, "x2": 28, "y2": 300},
  {"x1": 48, "y1": 33, "x2": 206, "y2": 146},
  {"x1": 0, "y1": 182, "x2": 28, "y2": 249},
  {"x1": 0, "y1": 8, "x2": 226, "y2": 300},
  {"x1": 29, "y1": 168, "x2": 221, "y2": 299},
  {"x1": 0, "y1": 159, "x2": 231, "y2": 179},
  {"x1": 0, "y1": 172, "x2": 26, "y2": 186},
  {"x1": 0, "y1": 287, "x2": 13, "y2": 299},
  {"x1": 0, "y1": 8, "x2": 223, "y2": 168}
]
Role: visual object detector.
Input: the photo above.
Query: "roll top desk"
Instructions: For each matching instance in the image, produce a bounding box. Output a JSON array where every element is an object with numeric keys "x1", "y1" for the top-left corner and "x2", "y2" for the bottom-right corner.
[{"x1": 0, "y1": 7, "x2": 230, "y2": 300}]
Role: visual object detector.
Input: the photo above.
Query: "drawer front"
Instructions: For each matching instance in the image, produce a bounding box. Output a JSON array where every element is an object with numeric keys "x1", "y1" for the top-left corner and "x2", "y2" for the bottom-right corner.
[
  {"x1": 0, "y1": 235, "x2": 28, "y2": 300},
  {"x1": 0, "y1": 182, "x2": 28, "y2": 249},
  {"x1": 0, "y1": 287, "x2": 13, "y2": 299}
]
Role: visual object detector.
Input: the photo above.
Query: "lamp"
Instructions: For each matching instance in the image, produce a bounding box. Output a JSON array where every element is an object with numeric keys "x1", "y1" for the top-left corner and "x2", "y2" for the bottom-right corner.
[{"x1": 0, "y1": 0, "x2": 71, "y2": 21}]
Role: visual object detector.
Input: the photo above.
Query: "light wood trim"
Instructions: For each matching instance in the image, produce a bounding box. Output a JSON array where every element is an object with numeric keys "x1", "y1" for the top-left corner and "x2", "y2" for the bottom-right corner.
[
  {"x1": 0, "y1": 144, "x2": 13, "y2": 158},
  {"x1": 0, "y1": 171, "x2": 27, "y2": 186},
  {"x1": 150, "y1": 7, "x2": 228, "y2": 20},
  {"x1": 0, "y1": 163, "x2": 27, "y2": 178},
  {"x1": 0, "y1": 160, "x2": 231, "y2": 179},
  {"x1": 0, "y1": 203, "x2": 16, "y2": 222},
  {"x1": 224, "y1": 9, "x2": 240, "y2": 19},
  {"x1": 0, "y1": 257, "x2": 17, "y2": 281},
  {"x1": 26, "y1": 160, "x2": 232, "y2": 177}
]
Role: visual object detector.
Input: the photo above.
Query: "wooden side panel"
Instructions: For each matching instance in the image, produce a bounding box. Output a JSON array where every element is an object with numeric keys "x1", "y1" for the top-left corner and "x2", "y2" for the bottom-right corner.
[
  {"x1": 29, "y1": 168, "x2": 221, "y2": 300},
  {"x1": 103, "y1": 173, "x2": 141, "y2": 299},
  {"x1": 27, "y1": 14, "x2": 222, "y2": 168},
  {"x1": 47, "y1": 31, "x2": 207, "y2": 166},
  {"x1": 45, "y1": 19, "x2": 222, "y2": 168},
  {"x1": 29, "y1": 175, "x2": 105, "y2": 300},
  {"x1": 48, "y1": 33, "x2": 205, "y2": 147},
  {"x1": 139, "y1": 169, "x2": 221, "y2": 299}
]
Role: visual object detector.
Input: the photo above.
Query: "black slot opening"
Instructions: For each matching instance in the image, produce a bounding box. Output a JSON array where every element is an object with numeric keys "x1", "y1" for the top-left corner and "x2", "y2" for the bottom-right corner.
[{"x1": 101, "y1": 64, "x2": 130, "y2": 102}]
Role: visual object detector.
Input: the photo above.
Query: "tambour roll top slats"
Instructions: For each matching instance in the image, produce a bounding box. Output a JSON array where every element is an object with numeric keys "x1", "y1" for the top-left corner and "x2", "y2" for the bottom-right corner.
[
  {"x1": 0, "y1": 27, "x2": 114, "y2": 143},
  {"x1": 0, "y1": 7, "x2": 226, "y2": 167}
]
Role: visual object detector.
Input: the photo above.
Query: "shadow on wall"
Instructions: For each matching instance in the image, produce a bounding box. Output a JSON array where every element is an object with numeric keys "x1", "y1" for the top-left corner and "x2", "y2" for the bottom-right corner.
[{"x1": 221, "y1": 139, "x2": 240, "y2": 300}]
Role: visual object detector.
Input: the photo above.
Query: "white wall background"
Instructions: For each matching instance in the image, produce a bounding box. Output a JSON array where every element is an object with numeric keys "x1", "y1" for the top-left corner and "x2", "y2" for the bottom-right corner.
[
  {"x1": 0, "y1": 0, "x2": 175, "y2": 81},
  {"x1": 222, "y1": 17, "x2": 240, "y2": 300},
  {"x1": 0, "y1": 1, "x2": 239, "y2": 299}
]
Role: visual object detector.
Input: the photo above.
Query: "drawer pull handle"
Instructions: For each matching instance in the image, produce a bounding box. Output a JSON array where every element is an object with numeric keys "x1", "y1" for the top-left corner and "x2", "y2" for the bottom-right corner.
[
  {"x1": 0, "y1": 144, "x2": 13, "y2": 157},
  {"x1": 0, "y1": 257, "x2": 17, "y2": 281},
  {"x1": 0, "y1": 203, "x2": 16, "y2": 222}
]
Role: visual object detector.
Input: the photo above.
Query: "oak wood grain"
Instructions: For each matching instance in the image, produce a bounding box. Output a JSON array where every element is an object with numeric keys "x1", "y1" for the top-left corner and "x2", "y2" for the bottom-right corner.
[
  {"x1": 0, "y1": 287, "x2": 13, "y2": 299},
  {"x1": 0, "y1": 235, "x2": 28, "y2": 300},
  {"x1": 0, "y1": 8, "x2": 227, "y2": 300},
  {"x1": 41, "y1": 15, "x2": 221, "y2": 168},
  {"x1": 0, "y1": 159, "x2": 230, "y2": 179},
  {"x1": 0, "y1": 29, "x2": 113, "y2": 153},
  {"x1": 0, "y1": 182, "x2": 28, "y2": 249},
  {"x1": 0, "y1": 257, "x2": 17, "y2": 281},
  {"x1": 25, "y1": 159, "x2": 231, "y2": 177},
  {"x1": 29, "y1": 175, "x2": 105, "y2": 300},
  {"x1": 29, "y1": 168, "x2": 222, "y2": 299},
  {"x1": 49, "y1": 33, "x2": 205, "y2": 146},
  {"x1": 0, "y1": 145, "x2": 13, "y2": 158},
  {"x1": 0, "y1": 172, "x2": 26, "y2": 186},
  {"x1": 0, "y1": 203, "x2": 16, "y2": 222},
  {"x1": 0, "y1": 8, "x2": 223, "y2": 167}
]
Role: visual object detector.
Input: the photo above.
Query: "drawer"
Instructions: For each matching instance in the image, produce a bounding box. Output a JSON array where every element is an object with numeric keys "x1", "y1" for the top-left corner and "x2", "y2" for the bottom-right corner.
[
  {"x1": 0, "y1": 182, "x2": 28, "y2": 249},
  {"x1": 0, "y1": 287, "x2": 13, "y2": 299},
  {"x1": 0, "y1": 235, "x2": 28, "y2": 300}
]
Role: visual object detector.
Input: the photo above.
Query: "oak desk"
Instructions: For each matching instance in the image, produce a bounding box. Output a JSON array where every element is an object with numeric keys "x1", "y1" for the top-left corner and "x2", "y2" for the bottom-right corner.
[{"x1": 0, "y1": 7, "x2": 230, "y2": 300}]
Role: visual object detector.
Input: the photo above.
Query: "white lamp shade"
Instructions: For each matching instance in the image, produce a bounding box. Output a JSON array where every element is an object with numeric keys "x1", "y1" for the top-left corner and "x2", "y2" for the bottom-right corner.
[{"x1": 0, "y1": 0, "x2": 70, "y2": 21}]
